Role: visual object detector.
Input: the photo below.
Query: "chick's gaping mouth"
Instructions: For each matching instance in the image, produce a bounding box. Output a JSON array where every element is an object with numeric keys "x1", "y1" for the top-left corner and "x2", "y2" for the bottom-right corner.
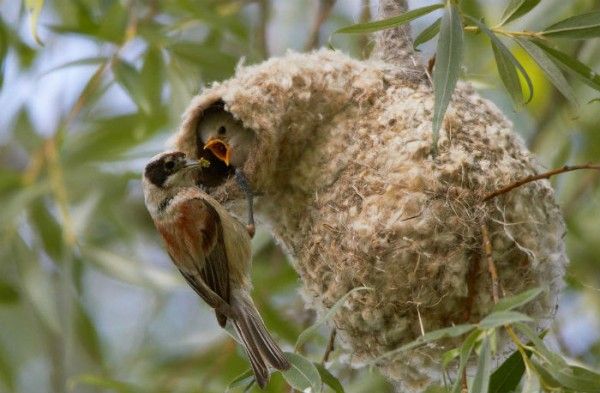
[{"x1": 204, "y1": 139, "x2": 231, "y2": 166}]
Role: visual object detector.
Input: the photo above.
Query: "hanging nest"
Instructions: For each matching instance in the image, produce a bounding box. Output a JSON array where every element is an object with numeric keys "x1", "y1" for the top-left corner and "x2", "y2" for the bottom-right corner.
[{"x1": 170, "y1": 49, "x2": 566, "y2": 391}]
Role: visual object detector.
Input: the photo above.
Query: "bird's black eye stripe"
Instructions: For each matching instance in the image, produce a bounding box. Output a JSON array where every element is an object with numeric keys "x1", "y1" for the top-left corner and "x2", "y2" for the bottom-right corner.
[
  {"x1": 165, "y1": 160, "x2": 175, "y2": 170},
  {"x1": 218, "y1": 126, "x2": 226, "y2": 135}
]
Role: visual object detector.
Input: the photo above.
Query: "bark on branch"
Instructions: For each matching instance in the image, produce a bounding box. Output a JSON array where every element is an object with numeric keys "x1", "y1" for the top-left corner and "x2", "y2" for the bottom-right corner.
[{"x1": 370, "y1": 0, "x2": 418, "y2": 68}]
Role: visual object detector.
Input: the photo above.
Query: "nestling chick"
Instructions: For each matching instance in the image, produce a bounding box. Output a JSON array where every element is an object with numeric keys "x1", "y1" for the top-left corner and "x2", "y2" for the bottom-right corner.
[
  {"x1": 142, "y1": 151, "x2": 290, "y2": 388},
  {"x1": 197, "y1": 103, "x2": 257, "y2": 236},
  {"x1": 198, "y1": 103, "x2": 255, "y2": 168}
]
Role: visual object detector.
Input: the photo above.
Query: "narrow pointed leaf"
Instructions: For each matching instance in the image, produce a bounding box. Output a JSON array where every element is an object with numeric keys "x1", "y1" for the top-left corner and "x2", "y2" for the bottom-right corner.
[
  {"x1": 492, "y1": 287, "x2": 544, "y2": 313},
  {"x1": 515, "y1": 39, "x2": 577, "y2": 105},
  {"x1": 0, "y1": 280, "x2": 19, "y2": 305},
  {"x1": 281, "y1": 352, "x2": 322, "y2": 393},
  {"x1": 374, "y1": 323, "x2": 476, "y2": 362},
  {"x1": 25, "y1": 0, "x2": 45, "y2": 45},
  {"x1": 451, "y1": 330, "x2": 481, "y2": 393},
  {"x1": 489, "y1": 349, "x2": 527, "y2": 393},
  {"x1": 542, "y1": 11, "x2": 600, "y2": 39},
  {"x1": 414, "y1": 18, "x2": 441, "y2": 49},
  {"x1": 479, "y1": 311, "x2": 532, "y2": 329},
  {"x1": 500, "y1": 0, "x2": 541, "y2": 26},
  {"x1": 314, "y1": 363, "x2": 344, "y2": 393},
  {"x1": 533, "y1": 40, "x2": 600, "y2": 92},
  {"x1": 336, "y1": 4, "x2": 444, "y2": 34},
  {"x1": 113, "y1": 60, "x2": 152, "y2": 114},
  {"x1": 432, "y1": 3, "x2": 463, "y2": 149},
  {"x1": 226, "y1": 369, "x2": 254, "y2": 391},
  {"x1": 470, "y1": 18, "x2": 533, "y2": 105},
  {"x1": 470, "y1": 336, "x2": 492, "y2": 393}
]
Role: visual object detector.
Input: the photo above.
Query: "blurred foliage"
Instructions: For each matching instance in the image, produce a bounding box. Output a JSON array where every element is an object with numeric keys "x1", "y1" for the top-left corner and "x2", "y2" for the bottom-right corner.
[{"x1": 0, "y1": 0, "x2": 599, "y2": 392}]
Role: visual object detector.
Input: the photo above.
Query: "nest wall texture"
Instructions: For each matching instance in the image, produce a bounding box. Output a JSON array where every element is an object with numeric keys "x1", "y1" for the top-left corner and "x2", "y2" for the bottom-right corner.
[{"x1": 171, "y1": 49, "x2": 567, "y2": 390}]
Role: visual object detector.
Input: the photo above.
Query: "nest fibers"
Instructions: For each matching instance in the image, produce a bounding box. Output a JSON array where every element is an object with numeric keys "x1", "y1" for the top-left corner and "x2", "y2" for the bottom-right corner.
[{"x1": 171, "y1": 49, "x2": 567, "y2": 390}]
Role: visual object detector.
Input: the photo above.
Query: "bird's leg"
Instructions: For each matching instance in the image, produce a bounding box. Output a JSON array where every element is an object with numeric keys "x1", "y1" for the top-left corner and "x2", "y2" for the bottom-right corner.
[{"x1": 234, "y1": 168, "x2": 256, "y2": 238}]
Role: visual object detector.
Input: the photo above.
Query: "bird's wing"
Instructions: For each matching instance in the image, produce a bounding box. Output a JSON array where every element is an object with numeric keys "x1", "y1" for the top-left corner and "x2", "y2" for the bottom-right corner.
[{"x1": 161, "y1": 196, "x2": 231, "y2": 325}]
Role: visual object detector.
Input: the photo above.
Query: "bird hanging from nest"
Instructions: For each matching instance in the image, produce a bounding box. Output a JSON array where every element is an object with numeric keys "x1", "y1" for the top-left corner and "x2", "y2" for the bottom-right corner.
[{"x1": 142, "y1": 151, "x2": 290, "y2": 388}]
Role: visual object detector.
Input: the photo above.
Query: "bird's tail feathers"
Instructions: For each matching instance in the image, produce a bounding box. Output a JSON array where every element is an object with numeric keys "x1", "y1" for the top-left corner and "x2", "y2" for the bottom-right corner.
[
  {"x1": 233, "y1": 296, "x2": 291, "y2": 388},
  {"x1": 232, "y1": 320, "x2": 269, "y2": 388}
]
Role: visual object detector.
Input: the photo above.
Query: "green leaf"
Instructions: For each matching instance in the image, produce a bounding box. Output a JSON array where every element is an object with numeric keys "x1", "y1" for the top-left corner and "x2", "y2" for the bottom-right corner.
[
  {"x1": 515, "y1": 39, "x2": 578, "y2": 106},
  {"x1": 295, "y1": 286, "x2": 371, "y2": 351},
  {"x1": 281, "y1": 352, "x2": 322, "y2": 393},
  {"x1": 40, "y1": 57, "x2": 108, "y2": 77},
  {"x1": 113, "y1": 60, "x2": 152, "y2": 114},
  {"x1": 520, "y1": 372, "x2": 540, "y2": 393},
  {"x1": 0, "y1": 280, "x2": 19, "y2": 305},
  {"x1": 451, "y1": 330, "x2": 481, "y2": 393},
  {"x1": 442, "y1": 347, "x2": 460, "y2": 369},
  {"x1": 75, "y1": 303, "x2": 104, "y2": 365},
  {"x1": 68, "y1": 374, "x2": 141, "y2": 393},
  {"x1": 533, "y1": 40, "x2": 600, "y2": 92},
  {"x1": 531, "y1": 361, "x2": 600, "y2": 392},
  {"x1": 414, "y1": 18, "x2": 442, "y2": 49},
  {"x1": 0, "y1": 342, "x2": 15, "y2": 392},
  {"x1": 500, "y1": 0, "x2": 541, "y2": 26},
  {"x1": 489, "y1": 347, "x2": 530, "y2": 393},
  {"x1": 542, "y1": 11, "x2": 600, "y2": 39},
  {"x1": 513, "y1": 323, "x2": 567, "y2": 368},
  {"x1": 492, "y1": 287, "x2": 543, "y2": 313},
  {"x1": 432, "y1": 3, "x2": 463, "y2": 150},
  {"x1": 470, "y1": 335, "x2": 492, "y2": 393},
  {"x1": 29, "y1": 199, "x2": 64, "y2": 261},
  {"x1": 374, "y1": 324, "x2": 476, "y2": 362},
  {"x1": 470, "y1": 18, "x2": 533, "y2": 105},
  {"x1": 25, "y1": 0, "x2": 45, "y2": 45},
  {"x1": 140, "y1": 48, "x2": 164, "y2": 111},
  {"x1": 314, "y1": 363, "x2": 344, "y2": 393},
  {"x1": 479, "y1": 311, "x2": 532, "y2": 329},
  {"x1": 335, "y1": 4, "x2": 444, "y2": 34},
  {"x1": 82, "y1": 247, "x2": 181, "y2": 290},
  {"x1": 226, "y1": 369, "x2": 254, "y2": 391}
]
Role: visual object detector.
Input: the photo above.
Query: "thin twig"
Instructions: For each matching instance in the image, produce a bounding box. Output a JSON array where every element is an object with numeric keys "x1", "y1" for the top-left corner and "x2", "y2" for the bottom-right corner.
[
  {"x1": 482, "y1": 164, "x2": 600, "y2": 202},
  {"x1": 255, "y1": 0, "x2": 270, "y2": 59},
  {"x1": 357, "y1": 0, "x2": 372, "y2": 58},
  {"x1": 321, "y1": 328, "x2": 337, "y2": 364},
  {"x1": 304, "y1": 0, "x2": 337, "y2": 51},
  {"x1": 481, "y1": 224, "x2": 499, "y2": 304},
  {"x1": 461, "y1": 367, "x2": 468, "y2": 393}
]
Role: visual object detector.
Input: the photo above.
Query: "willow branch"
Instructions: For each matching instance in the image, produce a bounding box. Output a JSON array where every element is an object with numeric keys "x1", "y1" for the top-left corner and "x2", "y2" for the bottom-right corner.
[
  {"x1": 321, "y1": 328, "x2": 337, "y2": 364},
  {"x1": 482, "y1": 164, "x2": 600, "y2": 202},
  {"x1": 481, "y1": 224, "x2": 499, "y2": 304},
  {"x1": 370, "y1": 0, "x2": 418, "y2": 68},
  {"x1": 304, "y1": 0, "x2": 337, "y2": 51}
]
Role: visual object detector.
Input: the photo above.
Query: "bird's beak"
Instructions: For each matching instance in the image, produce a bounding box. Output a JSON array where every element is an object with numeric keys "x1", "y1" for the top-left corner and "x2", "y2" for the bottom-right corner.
[
  {"x1": 204, "y1": 138, "x2": 231, "y2": 166},
  {"x1": 183, "y1": 157, "x2": 210, "y2": 169}
]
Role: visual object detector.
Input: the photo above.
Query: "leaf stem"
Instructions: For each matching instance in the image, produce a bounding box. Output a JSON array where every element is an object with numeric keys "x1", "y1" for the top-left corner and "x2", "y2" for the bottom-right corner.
[{"x1": 463, "y1": 25, "x2": 542, "y2": 38}]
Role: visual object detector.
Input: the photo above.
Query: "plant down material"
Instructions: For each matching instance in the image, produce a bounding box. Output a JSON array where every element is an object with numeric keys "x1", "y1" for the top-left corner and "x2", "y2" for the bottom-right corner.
[{"x1": 171, "y1": 49, "x2": 566, "y2": 391}]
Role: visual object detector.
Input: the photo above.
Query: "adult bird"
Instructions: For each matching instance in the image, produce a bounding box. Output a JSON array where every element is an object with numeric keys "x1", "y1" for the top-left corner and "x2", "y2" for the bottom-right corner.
[{"x1": 142, "y1": 151, "x2": 290, "y2": 388}]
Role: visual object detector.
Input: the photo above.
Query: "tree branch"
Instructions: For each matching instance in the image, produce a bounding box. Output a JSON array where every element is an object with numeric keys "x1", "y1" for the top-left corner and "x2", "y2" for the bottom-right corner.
[
  {"x1": 370, "y1": 0, "x2": 418, "y2": 68},
  {"x1": 482, "y1": 164, "x2": 600, "y2": 202},
  {"x1": 304, "y1": 0, "x2": 337, "y2": 51},
  {"x1": 481, "y1": 224, "x2": 499, "y2": 304}
]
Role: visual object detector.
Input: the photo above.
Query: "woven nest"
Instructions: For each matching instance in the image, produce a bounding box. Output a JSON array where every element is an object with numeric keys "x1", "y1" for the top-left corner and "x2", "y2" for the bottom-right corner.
[{"x1": 171, "y1": 49, "x2": 567, "y2": 391}]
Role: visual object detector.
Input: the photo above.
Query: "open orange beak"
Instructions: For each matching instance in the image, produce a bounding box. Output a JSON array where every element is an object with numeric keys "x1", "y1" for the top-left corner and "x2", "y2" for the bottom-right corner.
[{"x1": 204, "y1": 138, "x2": 232, "y2": 166}]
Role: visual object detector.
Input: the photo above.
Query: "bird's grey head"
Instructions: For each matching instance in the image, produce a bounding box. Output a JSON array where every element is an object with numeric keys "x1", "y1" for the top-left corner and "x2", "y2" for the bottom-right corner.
[{"x1": 144, "y1": 151, "x2": 200, "y2": 189}]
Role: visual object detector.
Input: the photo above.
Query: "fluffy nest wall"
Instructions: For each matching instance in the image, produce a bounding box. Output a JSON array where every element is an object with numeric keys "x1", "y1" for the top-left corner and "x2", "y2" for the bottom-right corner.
[{"x1": 171, "y1": 49, "x2": 567, "y2": 391}]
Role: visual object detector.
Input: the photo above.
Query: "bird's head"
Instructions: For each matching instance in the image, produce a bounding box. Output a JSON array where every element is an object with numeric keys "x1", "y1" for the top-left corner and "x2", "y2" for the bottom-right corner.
[
  {"x1": 195, "y1": 102, "x2": 256, "y2": 187},
  {"x1": 143, "y1": 151, "x2": 209, "y2": 192}
]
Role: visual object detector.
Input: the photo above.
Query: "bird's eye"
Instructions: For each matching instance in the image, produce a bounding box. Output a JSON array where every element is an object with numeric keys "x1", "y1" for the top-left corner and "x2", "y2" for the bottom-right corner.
[
  {"x1": 165, "y1": 161, "x2": 176, "y2": 171},
  {"x1": 218, "y1": 126, "x2": 226, "y2": 135}
]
